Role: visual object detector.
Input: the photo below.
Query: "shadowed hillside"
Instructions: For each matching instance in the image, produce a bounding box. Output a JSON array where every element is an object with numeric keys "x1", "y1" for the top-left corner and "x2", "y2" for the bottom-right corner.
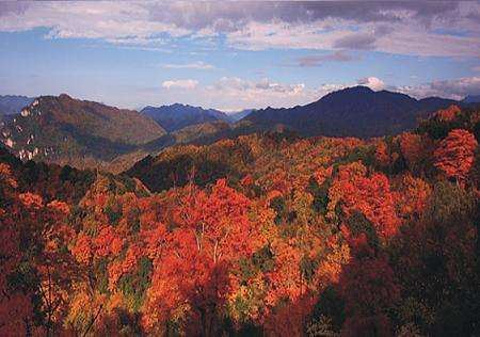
[
  {"x1": 243, "y1": 86, "x2": 458, "y2": 137},
  {"x1": 141, "y1": 103, "x2": 233, "y2": 132}
]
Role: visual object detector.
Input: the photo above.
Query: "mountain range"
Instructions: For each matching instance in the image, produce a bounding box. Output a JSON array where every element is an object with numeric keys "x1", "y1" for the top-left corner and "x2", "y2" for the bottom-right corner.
[
  {"x1": 463, "y1": 95, "x2": 480, "y2": 104},
  {"x1": 141, "y1": 103, "x2": 234, "y2": 132},
  {"x1": 0, "y1": 87, "x2": 476, "y2": 172},
  {"x1": 242, "y1": 86, "x2": 458, "y2": 138}
]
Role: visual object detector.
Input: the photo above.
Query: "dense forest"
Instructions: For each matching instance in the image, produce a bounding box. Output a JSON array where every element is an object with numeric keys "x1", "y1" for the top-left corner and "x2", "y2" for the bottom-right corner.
[{"x1": 1, "y1": 105, "x2": 480, "y2": 336}]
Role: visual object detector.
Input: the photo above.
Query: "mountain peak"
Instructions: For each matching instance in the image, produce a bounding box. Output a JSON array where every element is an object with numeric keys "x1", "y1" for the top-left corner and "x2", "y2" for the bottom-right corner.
[
  {"x1": 58, "y1": 93, "x2": 73, "y2": 100},
  {"x1": 314, "y1": 85, "x2": 376, "y2": 104},
  {"x1": 141, "y1": 103, "x2": 232, "y2": 132},
  {"x1": 246, "y1": 86, "x2": 457, "y2": 138},
  {"x1": 344, "y1": 85, "x2": 375, "y2": 93}
]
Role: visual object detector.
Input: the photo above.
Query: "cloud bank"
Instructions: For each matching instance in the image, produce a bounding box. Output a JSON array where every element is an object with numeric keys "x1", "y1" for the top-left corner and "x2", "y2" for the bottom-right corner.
[
  {"x1": 1, "y1": 1, "x2": 480, "y2": 57},
  {"x1": 154, "y1": 75, "x2": 480, "y2": 111},
  {"x1": 398, "y1": 77, "x2": 480, "y2": 100}
]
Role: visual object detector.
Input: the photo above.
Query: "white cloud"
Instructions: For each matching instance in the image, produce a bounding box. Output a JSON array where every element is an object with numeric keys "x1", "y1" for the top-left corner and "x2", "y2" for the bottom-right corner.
[
  {"x1": 198, "y1": 78, "x2": 357, "y2": 111},
  {"x1": 203, "y1": 77, "x2": 312, "y2": 109},
  {"x1": 1, "y1": 2, "x2": 480, "y2": 57},
  {"x1": 154, "y1": 76, "x2": 388, "y2": 111},
  {"x1": 0, "y1": 2, "x2": 189, "y2": 45},
  {"x1": 357, "y1": 77, "x2": 386, "y2": 91},
  {"x1": 225, "y1": 19, "x2": 480, "y2": 57},
  {"x1": 120, "y1": 75, "x2": 480, "y2": 111},
  {"x1": 397, "y1": 76, "x2": 480, "y2": 100},
  {"x1": 147, "y1": 77, "x2": 322, "y2": 111},
  {"x1": 162, "y1": 79, "x2": 199, "y2": 90},
  {"x1": 213, "y1": 77, "x2": 305, "y2": 95},
  {"x1": 161, "y1": 61, "x2": 215, "y2": 70},
  {"x1": 201, "y1": 75, "x2": 480, "y2": 110}
]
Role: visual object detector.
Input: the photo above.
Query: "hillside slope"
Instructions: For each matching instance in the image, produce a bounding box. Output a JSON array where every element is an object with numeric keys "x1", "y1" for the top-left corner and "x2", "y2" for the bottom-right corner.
[{"x1": 0, "y1": 94, "x2": 166, "y2": 167}]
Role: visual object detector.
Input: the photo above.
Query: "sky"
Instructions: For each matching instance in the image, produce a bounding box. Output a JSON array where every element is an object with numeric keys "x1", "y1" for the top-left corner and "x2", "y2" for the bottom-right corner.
[{"x1": 0, "y1": 1, "x2": 480, "y2": 112}]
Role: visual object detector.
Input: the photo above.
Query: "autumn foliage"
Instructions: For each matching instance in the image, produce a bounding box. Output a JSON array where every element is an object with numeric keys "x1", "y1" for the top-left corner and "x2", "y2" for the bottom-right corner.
[
  {"x1": 1, "y1": 105, "x2": 480, "y2": 336},
  {"x1": 434, "y1": 129, "x2": 478, "y2": 183}
]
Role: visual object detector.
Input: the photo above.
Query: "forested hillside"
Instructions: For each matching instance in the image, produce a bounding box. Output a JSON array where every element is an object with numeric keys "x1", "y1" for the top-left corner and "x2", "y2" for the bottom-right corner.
[
  {"x1": 0, "y1": 94, "x2": 166, "y2": 169},
  {"x1": 1, "y1": 105, "x2": 480, "y2": 336}
]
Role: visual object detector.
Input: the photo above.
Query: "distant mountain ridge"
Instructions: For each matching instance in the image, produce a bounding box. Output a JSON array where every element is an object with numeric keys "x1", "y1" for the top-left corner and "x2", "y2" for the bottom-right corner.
[
  {"x1": 141, "y1": 103, "x2": 233, "y2": 132},
  {"x1": 463, "y1": 95, "x2": 480, "y2": 104},
  {"x1": 243, "y1": 86, "x2": 459, "y2": 137},
  {"x1": 0, "y1": 95, "x2": 34, "y2": 116}
]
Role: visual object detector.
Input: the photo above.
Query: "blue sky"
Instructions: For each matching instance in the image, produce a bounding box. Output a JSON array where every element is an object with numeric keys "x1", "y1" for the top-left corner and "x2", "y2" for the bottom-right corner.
[{"x1": 0, "y1": 2, "x2": 480, "y2": 111}]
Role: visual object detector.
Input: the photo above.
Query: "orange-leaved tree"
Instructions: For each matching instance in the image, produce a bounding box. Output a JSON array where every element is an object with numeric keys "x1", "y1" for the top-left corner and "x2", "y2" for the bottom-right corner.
[
  {"x1": 143, "y1": 179, "x2": 265, "y2": 336},
  {"x1": 433, "y1": 129, "x2": 478, "y2": 185}
]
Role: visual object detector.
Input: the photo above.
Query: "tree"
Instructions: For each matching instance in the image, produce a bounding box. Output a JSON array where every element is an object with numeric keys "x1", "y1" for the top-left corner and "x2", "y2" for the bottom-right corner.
[
  {"x1": 433, "y1": 129, "x2": 478, "y2": 184},
  {"x1": 0, "y1": 164, "x2": 33, "y2": 335},
  {"x1": 396, "y1": 174, "x2": 431, "y2": 221},
  {"x1": 143, "y1": 179, "x2": 265, "y2": 336},
  {"x1": 374, "y1": 140, "x2": 392, "y2": 168},
  {"x1": 435, "y1": 105, "x2": 461, "y2": 122},
  {"x1": 0, "y1": 164, "x2": 78, "y2": 336},
  {"x1": 339, "y1": 255, "x2": 400, "y2": 337},
  {"x1": 392, "y1": 182, "x2": 479, "y2": 336},
  {"x1": 399, "y1": 132, "x2": 432, "y2": 174},
  {"x1": 328, "y1": 162, "x2": 401, "y2": 241}
]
